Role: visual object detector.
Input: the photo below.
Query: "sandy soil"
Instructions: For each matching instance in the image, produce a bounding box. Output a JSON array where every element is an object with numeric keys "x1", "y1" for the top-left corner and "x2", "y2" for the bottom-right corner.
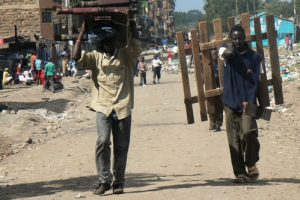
[{"x1": 0, "y1": 71, "x2": 299, "y2": 200}]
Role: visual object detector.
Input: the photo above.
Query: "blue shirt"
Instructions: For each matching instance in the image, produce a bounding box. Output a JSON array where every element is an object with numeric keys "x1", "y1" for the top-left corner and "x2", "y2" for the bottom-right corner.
[
  {"x1": 223, "y1": 49, "x2": 261, "y2": 113},
  {"x1": 35, "y1": 59, "x2": 42, "y2": 70}
]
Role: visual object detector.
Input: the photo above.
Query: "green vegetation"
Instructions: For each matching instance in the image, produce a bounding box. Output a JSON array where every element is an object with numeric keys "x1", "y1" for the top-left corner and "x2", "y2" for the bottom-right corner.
[{"x1": 174, "y1": 0, "x2": 299, "y2": 33}]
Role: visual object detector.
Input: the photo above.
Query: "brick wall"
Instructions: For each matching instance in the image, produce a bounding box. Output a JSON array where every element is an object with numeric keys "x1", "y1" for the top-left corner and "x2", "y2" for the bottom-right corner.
[{"x1": 0, "y1": 0, "x2": 40, "y2": 40}]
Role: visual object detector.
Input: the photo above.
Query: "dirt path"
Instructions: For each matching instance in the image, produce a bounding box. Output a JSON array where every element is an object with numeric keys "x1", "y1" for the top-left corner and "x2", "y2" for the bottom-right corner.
[{"x1": 0, "y1": 73, "x2": 299, "y2": 200}]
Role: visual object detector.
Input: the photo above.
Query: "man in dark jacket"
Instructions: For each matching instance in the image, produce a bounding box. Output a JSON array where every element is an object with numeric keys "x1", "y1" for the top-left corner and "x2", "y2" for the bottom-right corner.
[{"x1": 220, "y1": 25, "x2": 261, "y2": 183}]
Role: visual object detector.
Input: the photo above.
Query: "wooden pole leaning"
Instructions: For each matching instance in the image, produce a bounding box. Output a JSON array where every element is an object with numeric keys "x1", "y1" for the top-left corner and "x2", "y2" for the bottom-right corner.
[
  {"x1": 190, "y1": 29, "x2": 207, "y2": 121},
  {"x1": 254, "y1": 16, "x2": 270, "y2": 107},
  {"x1": 213, "y1": 18, "x2": 224, "y2": 88},
  {"x1": 266, "y1": 15, "x2": 284, "y2": 105},
  {"x1": 199, "y1": 21, "x2": 216, "y2": 117},
  {"x1": 176, "y1": 32, "x2": 195, "y2": 124},
  {"x1": 241, "y1": 13, "x2": 252, "y2": 48}
]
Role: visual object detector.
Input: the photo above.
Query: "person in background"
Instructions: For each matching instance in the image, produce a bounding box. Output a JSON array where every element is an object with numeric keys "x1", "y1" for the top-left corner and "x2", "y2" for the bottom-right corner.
[
  {"x1": 208, "y1": 49, "x2": 223, "y2": 132},
  {"x1": 172, "y1": 44, "x2": 178, "y2": 60},
  {"x1": 137, "y1": 55, "x2": 147, "y2": 86},
  {"x1": 69, "y1": 59, "x2": 78, "y2": 78},
  {"x1": 31, "y1": 52, "x2": 37, "y2": 69},
  {"x1": 73, "y1": 20, "x2": 144, "y2": 195},
  {"x1": 288, "y1": 33, "x2": 293, "y2": 51},
  {"x1": 151, "y1": 54, "x2": 163, "y2": 84},
  {"x1": 219, "y1": 25, "x2": 261, "y2": 184},
  {"x1": 25, "y1": 52, "x2": 32, "y2": 68},
  {"x1": 44, "y1": 58, "x2": 56, "y2": 92},
  {"x1": 153, "y1": 45, "x2": 162, "y2": 59},
  {"x1": 62, "y1": 54, "x2": 69, "y2": 77},
  {"x1": 2, "y1": 68, "x2": 13, "y2": 85},
  {"x1": 167, "y1": 50, "x2": 173, "y2": 68},
  {"x1": 285, "y1": 34, "x2": 290, "y2": 51},
  {"x1": 35, "y1": 56, "x2": 43, "y2": 85}
]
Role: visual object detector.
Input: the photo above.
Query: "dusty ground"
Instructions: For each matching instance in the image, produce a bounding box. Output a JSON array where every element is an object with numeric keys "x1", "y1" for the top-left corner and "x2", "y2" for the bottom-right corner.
[{"x1": 0, "y1": 68, "x2": 299, "y2": 200}]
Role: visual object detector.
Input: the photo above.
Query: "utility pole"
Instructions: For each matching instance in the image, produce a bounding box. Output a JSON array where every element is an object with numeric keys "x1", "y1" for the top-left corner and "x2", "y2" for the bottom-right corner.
[
  {"x1": 66, "y1": 0, "x2": 73, "y2": 36},
  {"x1": 64, "y1": 0, "x2": 73, "y2": 57},
  {"x1": 253, "y1": 0, "x2": 256, "y2": 16},
  {"x1": 294, "y1": 0, "x2": 297, "y2": 24},
  {"x1": 235, "y1": 0, "x2": 240, "y2": 24},
  {"x1": 235, "y1": 0, "x2": 238, "y2": 17}
]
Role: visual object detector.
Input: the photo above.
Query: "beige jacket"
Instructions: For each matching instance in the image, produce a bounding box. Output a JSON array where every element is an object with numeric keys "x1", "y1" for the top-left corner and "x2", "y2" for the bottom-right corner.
[{"x1": 78, "y1": 39, "x2": 143, "y2": 119}]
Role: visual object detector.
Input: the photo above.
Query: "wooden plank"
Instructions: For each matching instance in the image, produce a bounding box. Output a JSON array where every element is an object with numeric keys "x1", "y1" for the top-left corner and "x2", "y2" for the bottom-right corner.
[
  {"x1": 199, "y1": 33, "x2": 269, "y2": 51},
  {"x1": 241, "y1": 13, "x2": 252, "y2": 48},
  {"x1": 199, "y1": 38, "x2": 230, "y2": 50},
  {"x1": 213, "y1": 18, "x2": 224, "y2": 88},
  {"x1": 204, "y1": 88, "x2": 224, "y2": 98},
  {"x1": 199, "y1": 21, "x2": 215, "y2": 115},
  {"x1": 227, "y1": 16, "x2": 235, "y2": 32},
  {"x1": 190, "y1": 29, "x2": 208, "y2": 121},
  {"x1": 241, "y1": 13, "x2": 251, "y2": 35},
  {"x1": 266, "y1": 15, "x2": 284, "y2": 105},
  {"x1": 176, "y1": 32, "x2": 195, "y2": 124},
  {"x1": 254, "y1": 17, "x2": 270, "y2": 107}
]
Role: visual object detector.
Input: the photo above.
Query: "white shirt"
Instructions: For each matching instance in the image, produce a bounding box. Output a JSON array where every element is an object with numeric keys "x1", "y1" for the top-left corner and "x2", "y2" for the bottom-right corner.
[
  {"x1": 152, "y1": 58, "x2": 162, "y2": 68},
  {"x1": 172, "y1": 46, "x2": 178, "y2": 54}
]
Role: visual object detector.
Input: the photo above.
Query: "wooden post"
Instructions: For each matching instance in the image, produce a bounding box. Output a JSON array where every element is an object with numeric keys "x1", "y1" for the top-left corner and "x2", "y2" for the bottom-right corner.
[
  {"x1": 190, "y1": 29, "x2": 207, "y2": 121},
  {"x1": 176, "y1": 32, "x2": 195, "y2": 124},
  {"x1": 241, "y1": 13, "x2": 252, "y2": 48},
  {"x1": 266, "y1": 15, "x2": 284, "y2": 105},
  {"x1": 254, "y1": 17, "x2": 270, "y2": 107},
  {"x1": 213, "y1": 18, "x2": 224, "y2": 88},
  {"x1": 199, "y1": 21, "x2": 215, "y2": 115},
  {"x1": 227, "y1": 16, "x2": 235, "y2": 32}
]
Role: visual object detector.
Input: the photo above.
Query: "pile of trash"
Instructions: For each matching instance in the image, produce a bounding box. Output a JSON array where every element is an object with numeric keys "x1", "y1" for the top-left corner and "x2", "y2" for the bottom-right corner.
[{"x1": 269, "y1": 46, "x2": 300, "y2": 82}]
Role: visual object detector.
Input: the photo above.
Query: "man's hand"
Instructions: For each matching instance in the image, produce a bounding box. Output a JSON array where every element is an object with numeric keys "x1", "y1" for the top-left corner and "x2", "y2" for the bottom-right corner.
[
  {"x1": 222, "y1": 43, "x2": 235, "y2": 60},
  {"x1": 242, "y1": 101, "x2": 248, "y2": 114},
  {"x1": 73, "y1": 20, "x2": 86, "y2": 61}
]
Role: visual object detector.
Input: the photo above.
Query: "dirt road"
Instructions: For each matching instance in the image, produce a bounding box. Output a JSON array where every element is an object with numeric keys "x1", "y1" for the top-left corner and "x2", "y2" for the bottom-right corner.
[{"x1": 0, "y1": 72, "x2": 299, "y2": 200}]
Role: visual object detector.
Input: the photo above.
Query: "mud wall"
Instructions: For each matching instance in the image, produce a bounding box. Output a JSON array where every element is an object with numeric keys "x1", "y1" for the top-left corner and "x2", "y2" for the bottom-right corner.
[{"x1": 0, "y1": 0, "x2": 40, "y2": 40}]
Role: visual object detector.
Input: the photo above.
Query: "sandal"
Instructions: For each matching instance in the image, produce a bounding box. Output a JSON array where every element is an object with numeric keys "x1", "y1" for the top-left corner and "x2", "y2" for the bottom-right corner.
[
  {"x1": 248, "y1": 165, "x2": 259, "y2": 180},
  {"x1": 233, "y1": 174, "x2": 248, "y2": 183}
]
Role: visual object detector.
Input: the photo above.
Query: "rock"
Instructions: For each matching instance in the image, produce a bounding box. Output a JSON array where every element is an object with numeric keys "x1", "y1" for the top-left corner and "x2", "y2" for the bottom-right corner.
[
  {"x1": 26, "y1": 138, "x2": 33, "y2": 144},
  {"x1": 75, "y1": 193, "x2": 85, "y2": 198}
]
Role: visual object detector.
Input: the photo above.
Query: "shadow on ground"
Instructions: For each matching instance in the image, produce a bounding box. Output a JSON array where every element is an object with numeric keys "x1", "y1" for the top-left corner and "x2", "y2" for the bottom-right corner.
[
  {"x1": 0, "y1": 99, "x2": 71, "y2": 113},
  {"x1": 0, "y1": 173, "x2": 299, "y2": 199}
]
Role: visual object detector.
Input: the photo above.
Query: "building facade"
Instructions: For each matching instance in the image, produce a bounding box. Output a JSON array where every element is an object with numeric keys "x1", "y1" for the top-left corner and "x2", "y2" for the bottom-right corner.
[
  {"x1": 0, "y1": 0, "x2": 40, "y2": 41},
  {"x1": 142, "y1": 0, "x2": 175, "y2": 44}
]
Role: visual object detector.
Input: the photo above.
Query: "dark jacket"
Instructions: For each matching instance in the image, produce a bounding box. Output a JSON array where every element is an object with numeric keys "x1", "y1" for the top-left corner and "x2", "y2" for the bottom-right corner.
[{"x1": 223, "y1": 49, "x2": 261, "y2": 113}]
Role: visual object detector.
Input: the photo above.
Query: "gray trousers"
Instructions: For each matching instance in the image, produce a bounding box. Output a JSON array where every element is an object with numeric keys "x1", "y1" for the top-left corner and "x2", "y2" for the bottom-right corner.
[
  {"x1": 224, "y1": 106, "x2": 260, "y2": 177},
  {"x1": 95, "y1": 111, "x2": 131, "y2": 186}
]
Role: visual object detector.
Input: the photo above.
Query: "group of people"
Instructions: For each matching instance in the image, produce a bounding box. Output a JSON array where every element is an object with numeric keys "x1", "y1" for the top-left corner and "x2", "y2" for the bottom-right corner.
[
  {"x1": 136, "y1": 53, "x2": 163, "y2": 86},
  {"x1": 135, "y1": 44, "x2": 180, "y2": 86},
  {"x1": 71, "y1": 20, "x2": 263, "y2": 197},
  {"x1": 0, "y1": 51, "x2": 81, "y2": 92}
]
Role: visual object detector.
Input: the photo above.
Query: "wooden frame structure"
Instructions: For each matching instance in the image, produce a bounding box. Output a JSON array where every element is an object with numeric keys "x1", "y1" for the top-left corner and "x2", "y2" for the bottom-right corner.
[{"x1": 176, "y1": 13, "x2": 284, "y2": 124}]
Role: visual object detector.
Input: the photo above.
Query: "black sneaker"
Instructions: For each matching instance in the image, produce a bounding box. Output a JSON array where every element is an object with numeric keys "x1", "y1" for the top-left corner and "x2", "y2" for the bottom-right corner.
[
  {"x1": 93, "y1": 182, "x2": 111, "y2": 195},
  {"x1": 112, "y1": 184, "x2": 124, "y2": 194}
]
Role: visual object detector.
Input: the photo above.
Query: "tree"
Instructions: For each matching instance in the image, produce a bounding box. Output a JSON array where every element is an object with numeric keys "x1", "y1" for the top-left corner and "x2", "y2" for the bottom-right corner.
[
  {"x1": 174, "y1": 10, "x2": 205, "y2": 32},
  {"x1": 262, "y1": 0, "x2": 294, "y2": 18},
  {"x1": 204, "y1": 0, "x2": 263, "y2": 32}
]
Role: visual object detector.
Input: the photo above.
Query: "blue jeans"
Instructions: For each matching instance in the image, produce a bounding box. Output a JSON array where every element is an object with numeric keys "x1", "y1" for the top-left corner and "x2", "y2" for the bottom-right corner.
[{"x1": 95, "y1": 111, "x2": 131, "y2": 186}]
